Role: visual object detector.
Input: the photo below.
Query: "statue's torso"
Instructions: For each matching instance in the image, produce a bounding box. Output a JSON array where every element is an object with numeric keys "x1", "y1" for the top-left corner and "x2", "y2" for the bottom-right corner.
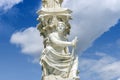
[{"x1": 47, "y1": 32, "x2": 67, "y2": 55}]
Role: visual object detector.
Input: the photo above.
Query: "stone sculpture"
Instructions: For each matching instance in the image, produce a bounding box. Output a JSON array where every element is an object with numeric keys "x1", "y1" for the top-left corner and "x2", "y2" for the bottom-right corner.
[
  {"x1": 37, "y1": 0, "x2": 80, "y2": 80},
  {"x1": 42, "y1": 0, "x2": 63, "y2": 8}
]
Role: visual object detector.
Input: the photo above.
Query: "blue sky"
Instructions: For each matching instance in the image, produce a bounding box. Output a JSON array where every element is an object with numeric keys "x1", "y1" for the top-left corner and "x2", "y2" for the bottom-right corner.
[
  {"x1": 0, "y1": 0, "x2": 41, "y2": 80},
  {"x1": 0, "y1": 0, "x2": 120, "y2": 80}
]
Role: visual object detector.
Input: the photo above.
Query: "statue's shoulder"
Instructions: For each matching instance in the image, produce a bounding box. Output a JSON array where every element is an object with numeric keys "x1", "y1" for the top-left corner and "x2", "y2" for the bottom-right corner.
[
  {"x1": 48, "y1": 32, "x2": 58, "y2": 38},
  {"x1": 49, "y1": 32, "x2": 57, "y2": 36}
]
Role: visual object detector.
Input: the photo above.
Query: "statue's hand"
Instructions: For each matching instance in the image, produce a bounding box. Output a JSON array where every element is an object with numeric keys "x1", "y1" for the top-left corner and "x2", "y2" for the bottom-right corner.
[{"x1": 72, "y1": 37, "x2": 78, "y2": 47}]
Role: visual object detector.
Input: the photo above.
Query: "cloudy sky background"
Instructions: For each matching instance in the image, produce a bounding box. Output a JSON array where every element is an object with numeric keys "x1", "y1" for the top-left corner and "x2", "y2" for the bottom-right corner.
[{"x1": 0, "y1": 0, "x2": 120, "y2": 80}]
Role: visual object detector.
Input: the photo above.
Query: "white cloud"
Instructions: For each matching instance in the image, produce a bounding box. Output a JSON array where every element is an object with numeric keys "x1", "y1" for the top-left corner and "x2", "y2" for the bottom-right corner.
[
  {"x1": 10, "y1": 27, "x2": 43, "y2": 56},
  {"x1": 0, "y1": 0, "x2": 23, "y2": 11},
  {"x1": 80, "y1": 52, "x2": 120, "y2": 80},
  {"x1": 95, "y1": 52, "x2": 107, "y2": 57},
  {"x1": 63, "y1": 0, "x2": 120, "y2": 54},
  {"x1": 117, "y1": 78, "x2": 120, "y2": 80}
]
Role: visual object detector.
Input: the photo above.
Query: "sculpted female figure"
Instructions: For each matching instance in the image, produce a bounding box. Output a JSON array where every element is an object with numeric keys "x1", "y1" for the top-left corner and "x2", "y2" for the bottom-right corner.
[
  {"x1": 42, "y1": 0, "x2": 63, "y2": 8},
  {"x1": 40, "y1": 22, "x2": 79, "y2": 80}
]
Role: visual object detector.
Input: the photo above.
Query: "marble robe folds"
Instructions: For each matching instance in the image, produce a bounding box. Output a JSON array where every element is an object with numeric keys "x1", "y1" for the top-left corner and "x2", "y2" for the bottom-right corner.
[{"x1": 40, "y1": 46, "x2": 78, "y2": 77}]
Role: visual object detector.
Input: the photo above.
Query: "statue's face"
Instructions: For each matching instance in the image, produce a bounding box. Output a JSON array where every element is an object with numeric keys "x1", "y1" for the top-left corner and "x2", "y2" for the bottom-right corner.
[{"x1": 57, "y1": 23, "x2": 65, "y2": 33}]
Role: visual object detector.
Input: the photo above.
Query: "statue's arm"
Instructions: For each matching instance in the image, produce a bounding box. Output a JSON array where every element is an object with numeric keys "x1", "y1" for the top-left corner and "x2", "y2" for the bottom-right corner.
[{"x1": 49, "y1": 34, "x2": 72, "y2": 47}]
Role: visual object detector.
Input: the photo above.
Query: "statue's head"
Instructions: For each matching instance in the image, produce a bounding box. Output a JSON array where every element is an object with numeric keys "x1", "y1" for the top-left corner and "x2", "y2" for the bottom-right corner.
[
  {"x1": 56, "y1": 22, "x2": 71, "y2": 36},
  {"x1": 56, "y1": 22, "x2": 66, "y2": 33}
]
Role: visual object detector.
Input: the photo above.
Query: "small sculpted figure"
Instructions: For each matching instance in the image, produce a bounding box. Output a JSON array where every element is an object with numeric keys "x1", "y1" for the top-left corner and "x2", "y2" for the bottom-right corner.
[{"x1": 42, "y1": 0, "x2": 63, "y2": 8}]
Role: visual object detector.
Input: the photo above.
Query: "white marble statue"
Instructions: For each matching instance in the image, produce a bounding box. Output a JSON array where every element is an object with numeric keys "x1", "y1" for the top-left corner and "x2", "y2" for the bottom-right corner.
[
  {"x1": 40, "y1": 22, "x2": 79, "y2": 80},
  {"x1": 42, "y1": 0, "x2": 63, "y2": 8},
  {"x1": 37, "y1": 0, "x2": 80, "y2": 80}
]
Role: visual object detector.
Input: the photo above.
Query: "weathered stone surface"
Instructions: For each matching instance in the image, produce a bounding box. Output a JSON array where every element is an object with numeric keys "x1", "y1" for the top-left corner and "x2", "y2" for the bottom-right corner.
[
  {"x1": 44, "y1": 75, "x2": 80, "y2": 80},
  {"x1": 36, "y1": 0, "x2": 80, "y2": 80}
]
